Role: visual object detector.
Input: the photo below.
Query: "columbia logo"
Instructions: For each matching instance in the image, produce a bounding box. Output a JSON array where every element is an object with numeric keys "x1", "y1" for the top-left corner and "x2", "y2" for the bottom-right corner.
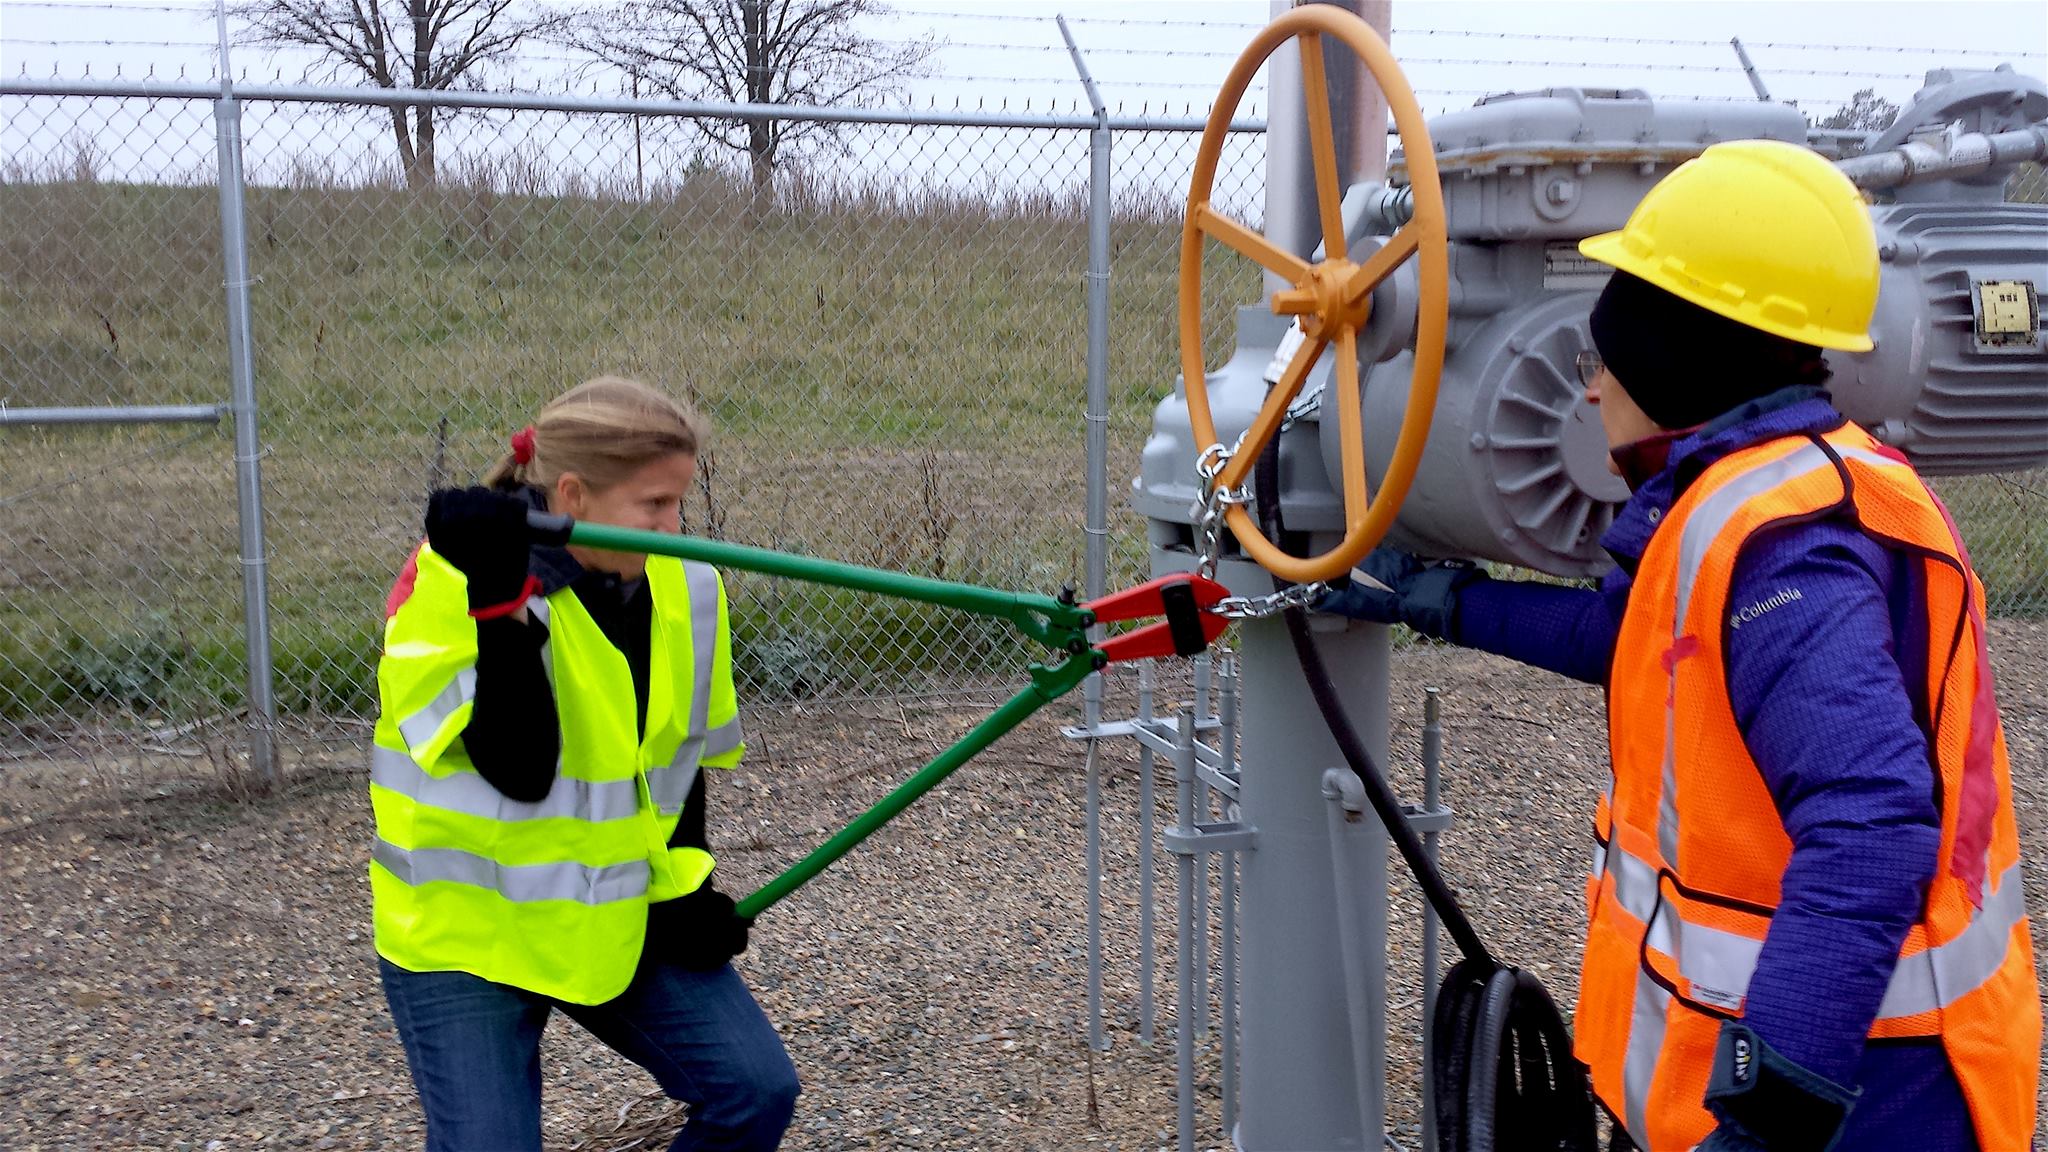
[{"x1": 1729, "y1": 586, "x2": 1803, "y2": 631}]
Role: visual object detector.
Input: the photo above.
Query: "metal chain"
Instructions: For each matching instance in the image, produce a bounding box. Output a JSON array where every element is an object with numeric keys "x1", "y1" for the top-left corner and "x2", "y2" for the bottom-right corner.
[
  {"x1": 1280, "y1": 376, "x2": 1325, "y2": 432},
  {"x1": 1190, "y1": 436, "x2": 1253, "y2": 579},
  {"x1": 1214, "y1": 581, "x2": 1325, "y2": 619}
]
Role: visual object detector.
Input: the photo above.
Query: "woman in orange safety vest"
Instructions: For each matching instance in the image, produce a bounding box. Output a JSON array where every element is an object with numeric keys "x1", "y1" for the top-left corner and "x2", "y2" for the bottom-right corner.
[{"x1": 1320, "y1": 140, "x2": 2038, "y2": 1151}]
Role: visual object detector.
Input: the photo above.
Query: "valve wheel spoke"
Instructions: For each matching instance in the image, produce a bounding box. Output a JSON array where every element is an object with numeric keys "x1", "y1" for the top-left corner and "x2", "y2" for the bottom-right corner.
[
  {"x1": 1194, "y1": 203, "x2": 1313, "y2": 284},
  {"x1": 1214, "y1": 331, "x2": 1330, "y2": 493},
  {"x1": 1344, "y1": 225, "x2": 1420, "y2": 303},
  {"x1": 1334, "y1": 329, "x2": 1370, "y2": 525},
  {"x1": 1299, "y1": 32, "x2": 1349, "y2": 263}
]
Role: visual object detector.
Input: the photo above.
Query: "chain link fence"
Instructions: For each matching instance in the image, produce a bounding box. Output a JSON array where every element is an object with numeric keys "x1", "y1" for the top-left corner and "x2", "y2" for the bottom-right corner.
[
  {"x1": 2, "y1": 83, "x2": 2043, "y2": 782},
  {"x1": 0, "y1": 84, "x2": 1269, "y2": 778}
]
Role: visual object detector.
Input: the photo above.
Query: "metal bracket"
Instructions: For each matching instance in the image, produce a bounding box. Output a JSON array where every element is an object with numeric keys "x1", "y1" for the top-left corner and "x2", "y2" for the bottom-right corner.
[
  {"x1": 1064, "y1": 716, "x2": 1241, "y2": 801},
  {"x1": 1163, "y1": 821, "x2": 1257, "y2": 856},
  {"x1": 1326, "y1": 768, "x2": 1454, "y2": 833},
  {"x1": 1399, "y1": 802, "x2": 1454, "y2": 836},
  {"x1": 1061, "y1": 716, "x2": 1220, "y2": 740}
]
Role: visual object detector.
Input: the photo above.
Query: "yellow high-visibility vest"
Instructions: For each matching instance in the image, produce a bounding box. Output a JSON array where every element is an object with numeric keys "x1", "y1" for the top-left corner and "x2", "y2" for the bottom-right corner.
[{"x1": 370, "y1": 545, "x2": 743, "y2": 1005}]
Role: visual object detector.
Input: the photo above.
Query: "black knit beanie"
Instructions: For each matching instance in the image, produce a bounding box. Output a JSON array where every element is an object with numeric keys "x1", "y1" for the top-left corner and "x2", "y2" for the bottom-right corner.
[{"x1": 1588, "y1": 270, "x2": 1832, "y2": 431}]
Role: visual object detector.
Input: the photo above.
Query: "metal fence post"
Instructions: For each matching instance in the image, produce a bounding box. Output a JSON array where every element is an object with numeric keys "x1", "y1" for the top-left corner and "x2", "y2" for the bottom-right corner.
[
  {"x1": 1219, "y1": 654, "x2": 1241, "y2": 1138},
  {"x1": 213, "y1": 45, "x2": 278, "y2": 785},
  {"x1": 1421, "y1": 686, "x2": 1444, "y2": 1152},
  {"x1": 1139, "y1": 658, "x2": 1157, "y2": 1044},
  {"x1": 1061, "y1": 13, "x2": 1114, "y2": 1055},
  {"x1": 1174, "y1": 707, "x2": 1198, "y2": 1152}
]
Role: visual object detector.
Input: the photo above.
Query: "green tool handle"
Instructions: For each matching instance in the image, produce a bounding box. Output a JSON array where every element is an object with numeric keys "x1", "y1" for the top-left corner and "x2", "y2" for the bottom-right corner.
[
  {"x1": 525, "y1": 510, "x2": 1101, "y2": 917},
  {"x1": 734, "y1": 656, "x2": 1094, "y2": 918},
  {"x1": 530, "y1": 512, "x2": 1086, "y2": 643}
]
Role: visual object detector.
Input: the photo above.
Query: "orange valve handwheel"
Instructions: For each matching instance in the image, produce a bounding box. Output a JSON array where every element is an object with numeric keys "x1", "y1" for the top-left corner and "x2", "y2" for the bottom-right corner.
[{"x1": 1179, "y1": 5, "x2": 1448, "y2": 585}]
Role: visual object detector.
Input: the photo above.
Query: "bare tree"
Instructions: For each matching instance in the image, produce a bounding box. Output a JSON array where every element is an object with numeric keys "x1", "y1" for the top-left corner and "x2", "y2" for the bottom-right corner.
[
  {"x1": 587, "y1": 0, "x2": 935, "y2": 193},
  {"x1": 235, "y1": 0, "x2": 566, "y2": 187},
  {"x1": 1815, "y1": 87, "x2": 1901, "y2": 132}
]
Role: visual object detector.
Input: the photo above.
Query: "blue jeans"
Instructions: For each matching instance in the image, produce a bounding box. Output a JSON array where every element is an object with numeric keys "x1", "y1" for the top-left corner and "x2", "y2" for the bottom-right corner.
[{"x1": 379, "y1": 955, "x2": 799, "y2": 1152}]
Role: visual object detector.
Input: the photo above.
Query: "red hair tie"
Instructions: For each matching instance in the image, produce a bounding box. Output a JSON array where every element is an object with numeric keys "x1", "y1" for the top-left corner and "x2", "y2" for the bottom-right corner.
[{"x1": 509, "y1": 425, "x2": 537, "y2": 465}]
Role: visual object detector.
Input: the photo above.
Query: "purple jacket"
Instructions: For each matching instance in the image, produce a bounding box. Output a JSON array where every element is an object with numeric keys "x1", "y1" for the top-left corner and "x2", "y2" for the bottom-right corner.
[{"x1": 1453, "y1": 387, "x2": 1976, "y2": 1149}]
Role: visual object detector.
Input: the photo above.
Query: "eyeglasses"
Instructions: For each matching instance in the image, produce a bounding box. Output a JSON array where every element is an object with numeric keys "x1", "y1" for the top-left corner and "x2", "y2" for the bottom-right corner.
[{"x1": 1575, "y1": 350, "x2": 1604, "y2": 390}]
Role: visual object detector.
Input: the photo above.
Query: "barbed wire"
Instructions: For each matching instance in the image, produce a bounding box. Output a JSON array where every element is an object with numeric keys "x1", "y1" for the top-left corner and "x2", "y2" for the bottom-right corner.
[
  {"x1": 4, "y1": 34, "x2": 218, "y2": 48},
  {"x1": 3, "y1": 0, "x2": 2042, "y2": 60},
  {"x1": 874, "y1": 36, "x2": 1935, "y2": 79},
  {"x1": 889, "y1": 6, "x2": 2048, "y2": 58},
  {"x1": 1, "y1": 42, "x2": 1904, "y2": 101}
]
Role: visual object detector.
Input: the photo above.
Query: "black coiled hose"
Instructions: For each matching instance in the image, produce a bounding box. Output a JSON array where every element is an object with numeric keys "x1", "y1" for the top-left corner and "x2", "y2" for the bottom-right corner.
[{"x1": 1252, "y1": 440, "x2": 1597, "y2": 1152}]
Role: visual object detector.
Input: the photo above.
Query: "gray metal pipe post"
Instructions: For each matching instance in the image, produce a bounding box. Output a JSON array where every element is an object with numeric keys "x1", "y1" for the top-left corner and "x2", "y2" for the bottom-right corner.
[
  {"x1": 1323, "y1": 767, "x2": 1385, "y2": 1143},
  {"x1": 215, "y1": 4, "x2": 278, "y2": 786},
  {"x1": 1175, "y1": 708, "x2": 1199, "y2": 1152},
  {"x1": 1059, "y1": 11, "x2": 1115, "y2": 1056},
  {"x1": 1139, "y1": 659, "x2": 1157, "y2": 1044},
  {"x1": 1219, "y1": 656, "x2": 1241, "y2": 1136},
  {"x1": 1232, "y1": 4, "x2": 1395, "y2": 1146},
  {"x1": 1730, "y1": 38, "x2": 1774, "y2": 102},
  {"x1": 1081, "y1": 731, "x2": 1105, "y2": 1051},
  {"x1": 1193, "y1": 652, "x2": 1212, "y2": 1041},
  {"x1": 0, "y1": 405, "x2": 225, "y2": 426},
  {"x1": 1235, "y1": 610, "x2": 1390, "y2": 1150},
  {"x1": 1421, "y1": 687, "x2": 1443, "y2": 1152},
  {"x1": 1263, "y1": 0, "x2": 1388, "y2": 301}
]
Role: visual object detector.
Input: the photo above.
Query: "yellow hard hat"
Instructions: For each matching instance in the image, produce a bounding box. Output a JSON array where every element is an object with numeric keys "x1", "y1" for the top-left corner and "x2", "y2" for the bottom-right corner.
[{"x1": 1579, "y1": 139, "x2": 1878, "y2": 352}]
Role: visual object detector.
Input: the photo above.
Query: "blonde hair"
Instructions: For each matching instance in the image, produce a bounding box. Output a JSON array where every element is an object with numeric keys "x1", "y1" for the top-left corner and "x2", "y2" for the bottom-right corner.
[{"x1": 484, "y1": 375, "x2": 702, "y2": 494}]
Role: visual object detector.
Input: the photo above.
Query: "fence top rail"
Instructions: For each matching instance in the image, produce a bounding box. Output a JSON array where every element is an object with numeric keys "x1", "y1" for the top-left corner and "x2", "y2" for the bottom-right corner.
[{"x1": 0, "y1": 77, "x2": 1269, "y2": 134}]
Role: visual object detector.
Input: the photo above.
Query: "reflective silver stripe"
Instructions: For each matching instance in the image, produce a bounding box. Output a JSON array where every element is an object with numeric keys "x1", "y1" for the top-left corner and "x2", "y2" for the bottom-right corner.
[
  {"x1": 1876, "y1": 861, "x2": 2026, "y2": 1019},
  {"x1": 701, "y1": 717, "x2": 744, "y2": 760},
  {"x1": 647, "y1": 741, "x2": 703, "y2": 814},
  {"x1": 371, "y1": 745, "x2": 640, "y2": 824},
  {"x1": 1608, "y1": 840, "x2": 2025, "y2": 1020},
  {"x1": 1608, "y1": 843, "x2": 1660, "y2": 923},
  {"x1": 643, "y1": 561, "x2": 735, "y2": 815},
  {"x1": 645, "y1": 718, "x2": 744, "y2": 814},
  {"x1": 372, "y1": 837, "x2": 648, "y2": 905},
  {"x1": 397, "y1": 667, "x2": 477, "y2": 752},
  {"x1": 681, "y1": 561, "x2": 723, "y2": 741},
  {"x1": 1621, "y1": 959, "x2": 1671, "y2": 1145},
  {"x1": 1655, "y1": 898, "x2": 1758, "y2": 1013},
  {"x1": 1589, "y1": 842, "x2": 1608, "y2": 886},
  {"x1": 1658, "y1": 721, "x2": 1680, "y2": 869},
  {"x1": 1658, "y1": 442, "x2": 1914, "y2": 873}
]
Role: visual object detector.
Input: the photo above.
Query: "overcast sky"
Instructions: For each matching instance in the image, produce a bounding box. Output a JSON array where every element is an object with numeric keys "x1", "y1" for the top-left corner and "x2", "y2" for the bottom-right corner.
[
  {"x1": 2, "y1": 0, "x2": 2042, "y2": 115},
  {"x1": 2, "y1": 1, "x2": 2042, "y2": 196}
]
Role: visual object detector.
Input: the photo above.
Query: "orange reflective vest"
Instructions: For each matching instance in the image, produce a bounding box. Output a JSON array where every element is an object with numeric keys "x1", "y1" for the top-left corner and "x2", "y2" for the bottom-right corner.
[{"x1": 1577, "y1": 422, "x2": 2038, "y2": 1151}]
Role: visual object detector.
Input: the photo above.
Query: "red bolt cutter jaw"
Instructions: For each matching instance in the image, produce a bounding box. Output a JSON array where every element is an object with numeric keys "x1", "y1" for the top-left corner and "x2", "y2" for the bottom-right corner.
[{"x1": 1083, "y1": 574, "x2": 1233, "y2": 664}]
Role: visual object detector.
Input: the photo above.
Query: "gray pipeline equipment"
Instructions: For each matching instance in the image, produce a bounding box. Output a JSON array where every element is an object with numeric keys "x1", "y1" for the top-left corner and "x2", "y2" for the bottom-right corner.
[{"x1": 1139, "y1": 70, "x2": 2048, "y2": 580}]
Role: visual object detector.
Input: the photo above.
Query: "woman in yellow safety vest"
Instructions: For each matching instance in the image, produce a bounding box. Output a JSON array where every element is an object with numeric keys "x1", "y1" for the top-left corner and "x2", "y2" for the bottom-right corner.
[{"x1": 371, "y1": 375, "x2": 798, "y2": 1152}]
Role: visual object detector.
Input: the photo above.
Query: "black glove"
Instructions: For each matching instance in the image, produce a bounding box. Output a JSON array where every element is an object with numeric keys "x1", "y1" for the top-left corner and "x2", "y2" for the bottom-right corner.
[
  {"x1": 646, "y1": 883, "x2": 753, "y2": 972},
  {"x1": 425, "y1": 486, "x2": 534, "y2": 611},
  {"x1": 1313, "y1": 546, "x2": 1488, "y2": 640},
  {"x1": 1701, "y1": 1022, "x2": 1860, "y2": 1152}
]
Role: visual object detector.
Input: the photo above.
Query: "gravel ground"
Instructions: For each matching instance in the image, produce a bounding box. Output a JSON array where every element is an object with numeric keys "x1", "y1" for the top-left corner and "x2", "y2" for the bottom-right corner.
[{"x1": 2, "y1": 620, "x2": 2043, "y2": 1151}]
